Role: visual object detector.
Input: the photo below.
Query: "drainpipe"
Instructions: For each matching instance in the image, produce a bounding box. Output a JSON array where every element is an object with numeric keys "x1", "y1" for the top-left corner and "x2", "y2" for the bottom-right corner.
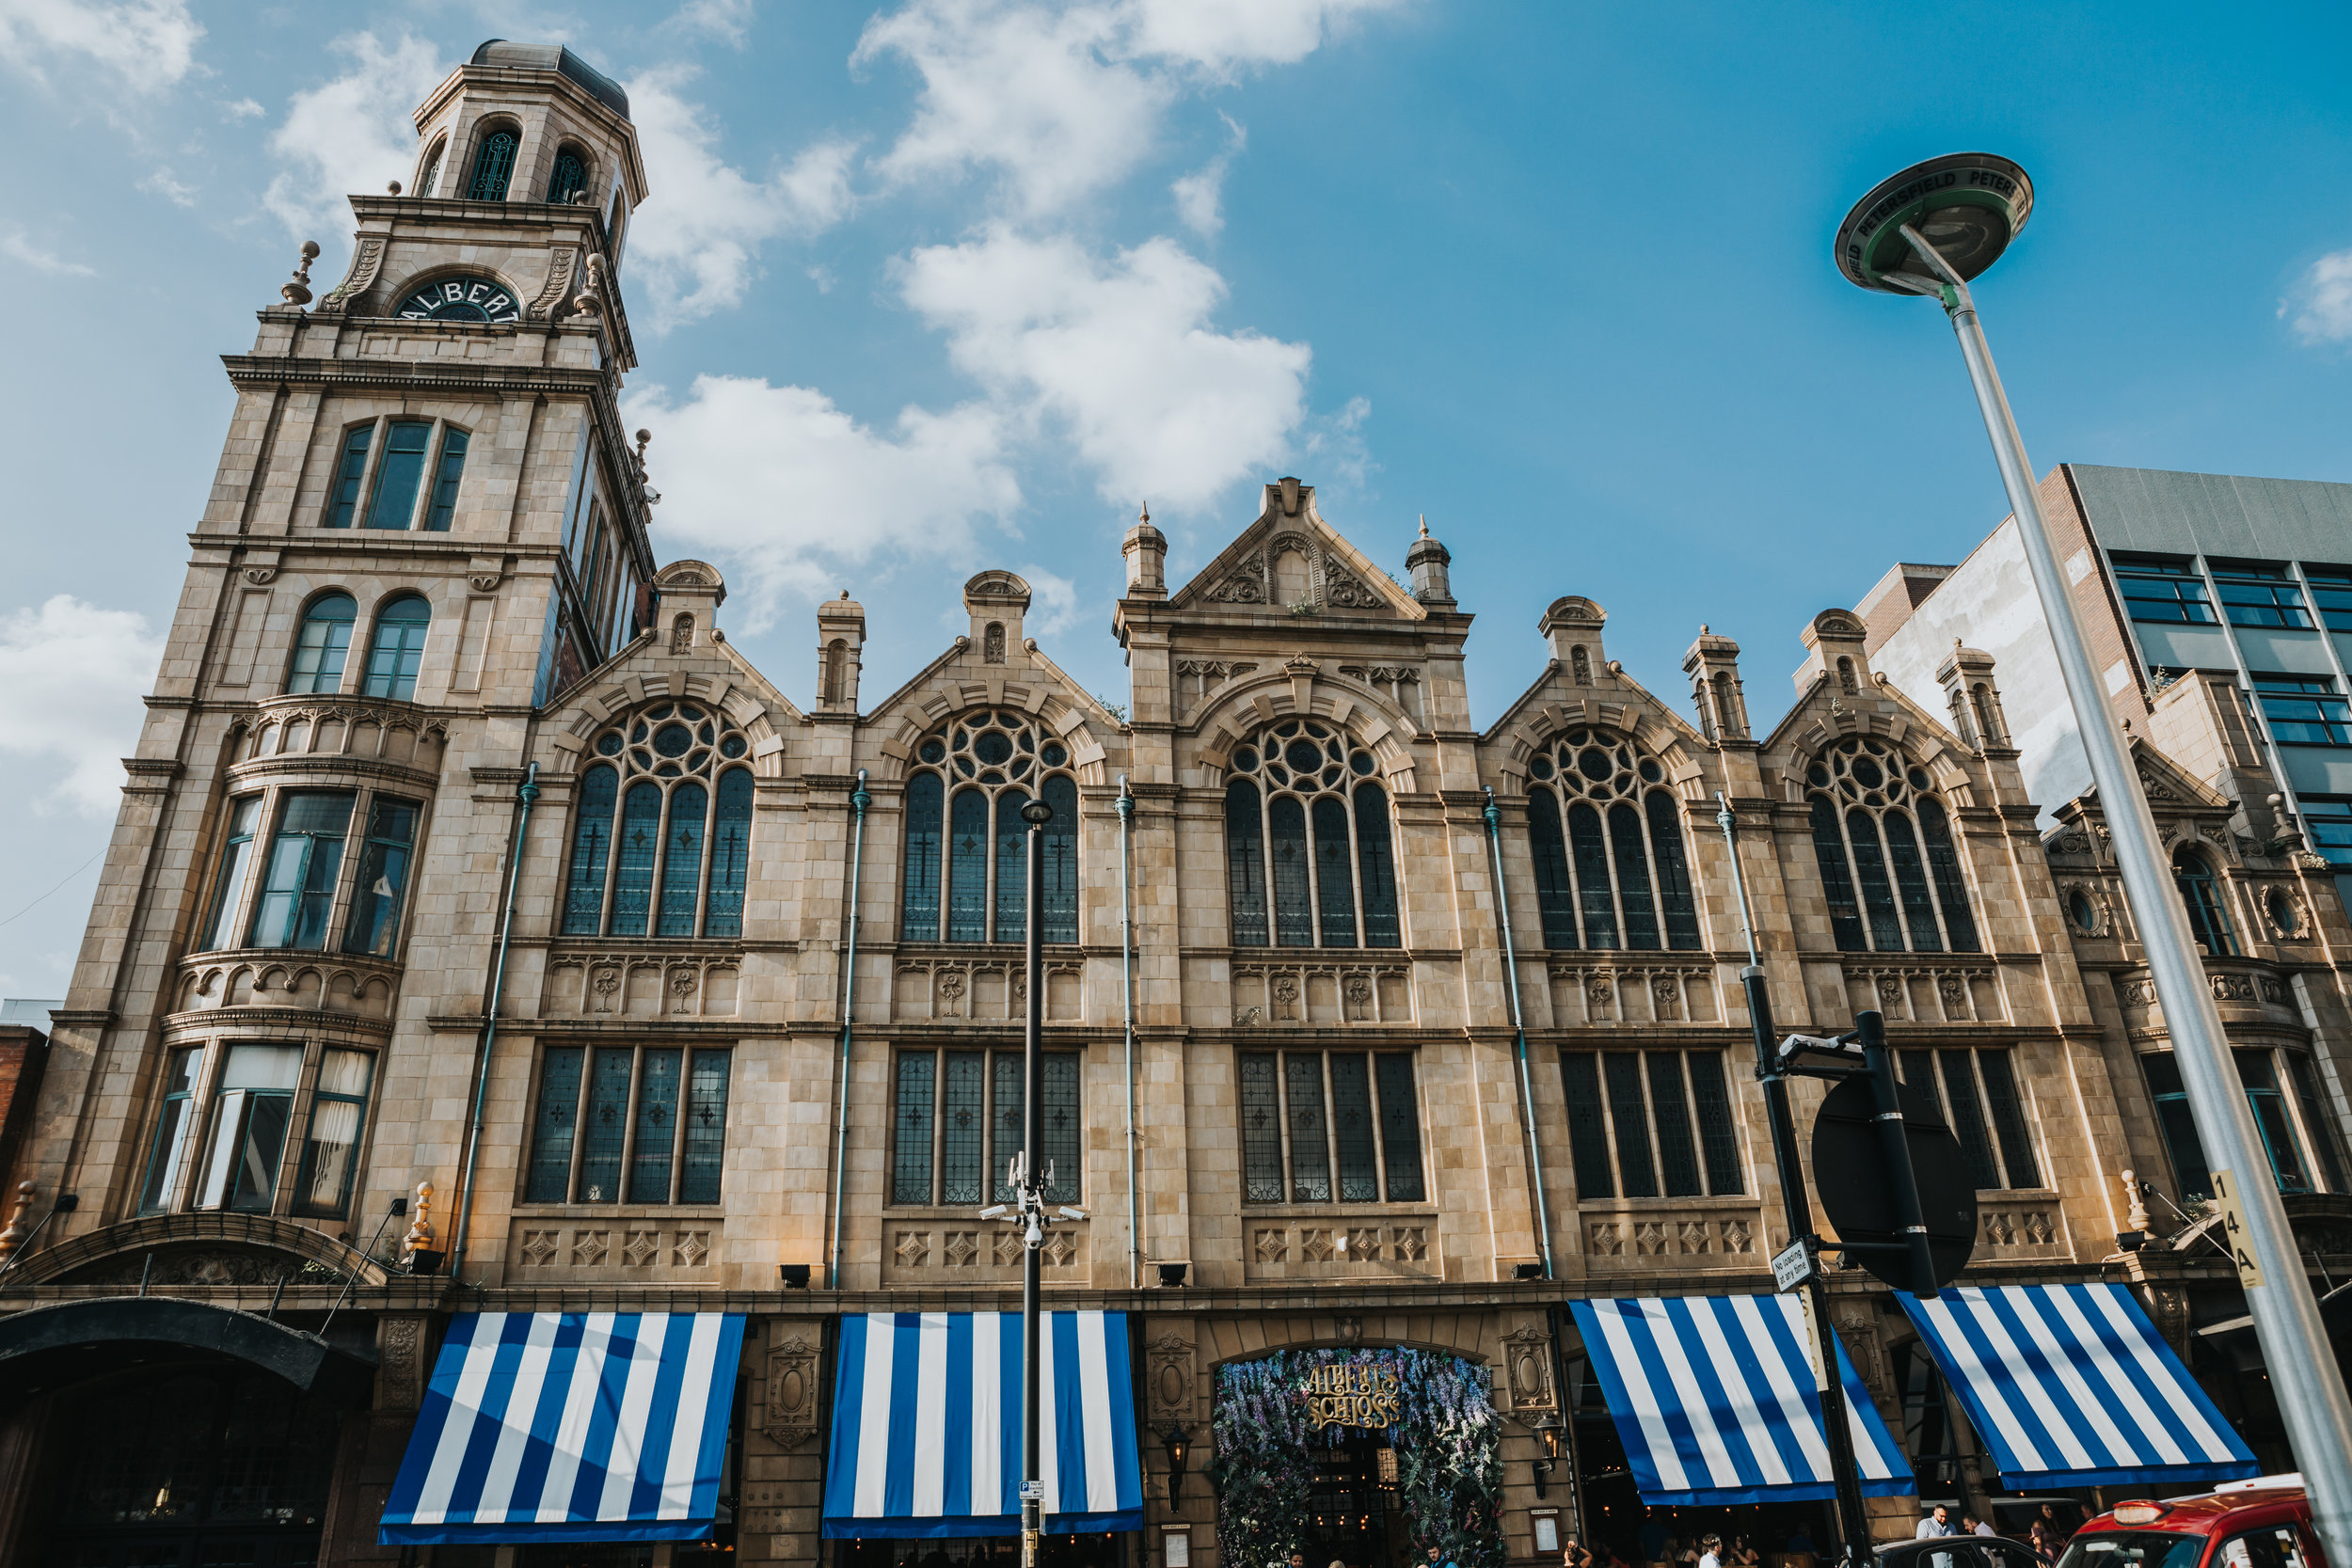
[
  {"x1": 451, "y1": 762, "x2": 540, "y2": 1282},
  {"x1": 828, "y1": 770, "x2": 871, "y2": 1291},
  {"x1": 1119, "y1": 776, "x2": 1139, "y2": 1290},
  {"x1": 1483, "y1": 786, "x2": 1556, "y2": 1280}
]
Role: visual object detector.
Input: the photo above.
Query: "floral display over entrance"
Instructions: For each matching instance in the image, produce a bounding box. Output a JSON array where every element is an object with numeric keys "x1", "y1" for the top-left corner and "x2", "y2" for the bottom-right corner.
[{"x1": 1211, "y1": 1347, "x2": 1501, "y2": 1568}]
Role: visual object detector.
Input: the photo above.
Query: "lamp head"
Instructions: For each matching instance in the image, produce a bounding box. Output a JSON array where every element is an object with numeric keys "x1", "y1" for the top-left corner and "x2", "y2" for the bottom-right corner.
[
  {"x1": 1836, "y1": 153, "x2": 2033, "y2": 293},
  {"x1": 1020, "y1": 798, "x2": 1055, "y2": 827}
]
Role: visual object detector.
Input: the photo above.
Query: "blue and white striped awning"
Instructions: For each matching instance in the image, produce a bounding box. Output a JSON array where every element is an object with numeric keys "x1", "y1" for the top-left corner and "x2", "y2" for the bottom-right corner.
[
  {"x1": 1570, "y1": 1295, "x2": 1915, "y2": 1506},
  {"x1": 823, "y1": 1310, "x2": 1142, "y2": 1538},
  {"x1": 1897, "y1": 1283, "x2": 2257, "y2": 1489},
  {"x1": 379, "y1": 1312, "x2": 746, "y2": 1544}
]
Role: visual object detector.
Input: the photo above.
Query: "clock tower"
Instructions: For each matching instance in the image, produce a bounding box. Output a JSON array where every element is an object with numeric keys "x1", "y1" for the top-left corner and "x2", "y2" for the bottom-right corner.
[{"x1": 32, "y1": 40, "x2": 660, "y2": 1238}]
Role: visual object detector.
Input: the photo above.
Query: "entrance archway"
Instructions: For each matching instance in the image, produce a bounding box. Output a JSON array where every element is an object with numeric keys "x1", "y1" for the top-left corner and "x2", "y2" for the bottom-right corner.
[{"x1": 1208, "y1": 1347, "x2": 1502, "y2": 1568}]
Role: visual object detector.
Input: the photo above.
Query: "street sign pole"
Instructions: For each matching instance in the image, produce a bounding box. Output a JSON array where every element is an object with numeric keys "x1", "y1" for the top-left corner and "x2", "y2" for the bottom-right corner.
[
  {"x1": 1854, "y1": 1012, "x2": 1937, "y2": 1298},
  {"x1": 1720, "y1": 798, "x2": 1872, "y2": 1566}
]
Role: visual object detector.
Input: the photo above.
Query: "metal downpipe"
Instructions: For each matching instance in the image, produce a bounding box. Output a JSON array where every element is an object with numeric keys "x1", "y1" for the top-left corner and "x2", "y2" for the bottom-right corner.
[
  {"x1": 1118, "y1": 777, "x2": 1139, "y2": 1291},
  {"x1": 828, "y1": 770, "x2": 871, "y2": 1291},
  {"x1": 1483, "y1": 786, "x2": 1555, "y2": 1280},
  {"x1": 451, "y1": 761, "x2": 539, "y2": 1280}
]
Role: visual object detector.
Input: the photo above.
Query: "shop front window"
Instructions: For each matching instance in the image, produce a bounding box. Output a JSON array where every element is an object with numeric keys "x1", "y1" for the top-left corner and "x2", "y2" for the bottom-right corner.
[
  {"x1": 890, "y1": 1048, "x2": 1079, "y2": 1205},
  {"x1": 1238, "y1": 1049, "x2": 1423, "y2": 1203},
  {"x1": 1559, "y1": 1048, "x2": 1742, "y2": 1199},
  {"x1": 524, "y1": 1044, "x2": 732, "y2": 1205}
]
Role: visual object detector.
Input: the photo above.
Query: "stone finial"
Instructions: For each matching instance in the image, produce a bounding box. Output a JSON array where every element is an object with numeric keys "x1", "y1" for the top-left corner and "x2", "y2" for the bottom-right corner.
[
  {"x1": 402, "y1": 1180, "x2": 436, "y2": 1259},
  {"x1": 387, "y1": 180, "x2": 403, "y2": 196},
  {"x1": 572, "y1": 251, "x2": 607, "y2": 316},
  {"x1": 0, "y1": 1181, "x2": 31, "y2": 1260},
  {"x1": 633, "y1": 427, "x2": 652, "y2": 476},
  {"x1": 280, "y1": 240, "x2": 321, "y2": 307},
  {"x1": 1407, "y1": 515, "x2": 1453, "y2": 605},
  {"x1": 2122, "y1": 1170, "x2": 2151, "y2": 1232},
  {"x1": 1123, "y1": 507, "x2": 1168, "y2": 598}
]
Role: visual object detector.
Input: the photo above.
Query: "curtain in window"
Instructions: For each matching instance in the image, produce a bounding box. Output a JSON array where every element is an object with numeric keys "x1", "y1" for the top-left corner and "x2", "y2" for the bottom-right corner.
[
  {"x1": 1568, "y1": 804, "x2": 1617, "y2": 948},
  {"x1": 1354, "y1": 783, "x2": 1402, "y2": 948},
  {"x1": 362, "y1": 595, "x2": 431, "y2": 700},
  {"x1": 197, "y1": 1044, "x2": 302, "y2": 1212},
  {"x1": 1916, "y1": 798, "x2": 1981, "y2": 951},
  {"x1": 610, "y1": 782, "x2": 662, "y2": 936},
  {"x1": 657, "y1": 783, "x2": 707, "y2": 938},
  {"x1": 1646, "y1": 791, "x2": 1703, "y2": 950},
  {"x1": 1226, "y1": 781, "x2": 1268, "y2": 946},
  {"x1": 469, "y1": 129, "x2": 517, "y2": 199},
  {"x1": 704, "y1": 769, "x2": 753, "y2": 938},
  {"x1": 1610, "y1": 802, "x2": 1660, "y2": 950},
  {"x1": 1312, "y1": 797, "x2": 1359, "y2": 946},
  {"x1": 563, "y1": 765, "x2": 617, "y2": 935},
  {"x1": 1529, "y1": 788, "x2": 1579, "y2": 947},
  {"x1": 1810, "y1": 795, "x2": 1865, "y2": 951},
  {"x1": 947, "y1": 789, "x2": 989, "y2": 942},
  {"x1": 288, "y1": 594, "x2": 356, "y2": 693},
  {"x1": 901, "y1": 772, "x2": 943, "y2": 941}
]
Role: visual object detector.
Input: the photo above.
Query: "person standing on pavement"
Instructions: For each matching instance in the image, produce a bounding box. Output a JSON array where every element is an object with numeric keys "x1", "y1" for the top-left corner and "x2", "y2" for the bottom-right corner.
[{"x1": 1915, "y1": 1506, "x2": 1957, "y2": 1539}]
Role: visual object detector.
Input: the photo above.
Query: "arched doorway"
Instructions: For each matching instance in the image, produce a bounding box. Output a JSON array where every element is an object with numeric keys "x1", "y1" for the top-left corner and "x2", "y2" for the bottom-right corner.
[
  {"x1": 1208, "y1": 1346, "x2": 1502, "y2": 1568},
  {"x1": 17, "y1": 1361, "x2": 342, "y2": 1567}
]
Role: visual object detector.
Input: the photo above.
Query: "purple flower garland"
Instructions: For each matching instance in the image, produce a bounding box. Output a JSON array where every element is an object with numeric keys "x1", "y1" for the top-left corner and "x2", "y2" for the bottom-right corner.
[{"x1": 1209, "y1": 1347, "x2": 1502, "y2": 1568}]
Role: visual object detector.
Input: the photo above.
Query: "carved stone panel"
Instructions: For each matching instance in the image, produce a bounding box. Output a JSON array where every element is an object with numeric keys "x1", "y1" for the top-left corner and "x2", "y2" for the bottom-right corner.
[
  {"x1": 1146, "y1": 1332, "x2": 1194, "y2": 1424},
  {"x1": 1500, "y1": 1323, "x2": 1555, "y2": 1413},
  {"x1": 377, "y1": 1314, "x2": 430, "y2": 1413},
  {"x1": 765, "y1": 1333, "x2": 821, "y2": 1449}
]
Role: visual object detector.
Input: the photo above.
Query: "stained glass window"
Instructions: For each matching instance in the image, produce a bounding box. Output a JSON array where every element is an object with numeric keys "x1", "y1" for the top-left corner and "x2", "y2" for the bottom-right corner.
[
  {"x1": 1224, "y1": 721, "x2": 1401, "y2": 948},
  {"x1": 577, "y1": 1048, "x2": 635, "y2": 1203},
  {"x1": 680, "y1": 1050, "x2": 730, "y2": 1203},
  {"x1": 894, "y1": 1048, "x2": 1081, "y2": 1206},
  {"x1": 1238, "y1": 1049, "x2": 1425, "y2": 1206},
  {"x1": 628, "y1": 1048, "x2": 682, "y2": 1203},
  {"x1": 526, "y1": 1047, "x2": 584, "y2": 1203},
  {"x1": 523, "y1": 1045, "x2": 732, "y2": 1206},
  {"x1": 901, "y1": 712, "x2": 1082, "y2": 943},
  {"x1": 1603, "y1": 1053, "x2": 1656, "y2": 1197},
  {"x1": 1566, "y1": 1048, "x2": 1744, "y2": 1200},
  {"x1": 560, "y1": 703, "x2": 754, "y2": 937},
  {"x1": 1560, "y1": 1052, "x2": 1612, "y2": 1198},
  {"x1": 1523, "y1": 732, "x2": 1701, "y2": 952},
  {"x1": 1805, "y1": 736, "x2": 1979, "y2": 954}
]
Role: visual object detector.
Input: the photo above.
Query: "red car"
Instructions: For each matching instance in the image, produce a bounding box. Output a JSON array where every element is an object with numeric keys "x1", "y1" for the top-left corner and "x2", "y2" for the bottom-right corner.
[{"x1": 2058, "y1": 1477, "x2": 2323, "y2": 1568}]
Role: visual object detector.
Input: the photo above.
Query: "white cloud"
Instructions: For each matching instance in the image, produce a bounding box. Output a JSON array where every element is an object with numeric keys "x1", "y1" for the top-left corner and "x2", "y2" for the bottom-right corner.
[
  {"x1": 262, "y1": 32, "x2": 448, "y2": 242},
  {"x1": 856, "y1": 0, "x2": 1401, "y2": 214},
  {"x1": 0, "y1": 0, "x2": 201, "y2": 94},
  {"x1": 0, "y1": 596, "x2": 164, "y2": 816},
  {"x1": 672, "y1": 0, "x2": 755, "y2": 46},
  {"x1": 625, "y1": 375, "x2": 1020, "y2": 619},
  {"x1": 899, "y1": 227, "x2": 1310, "y2": 511},
  {"x1": 625, "y1": 67, "x2": 858, "y2": 328},
  {"x1": 138, "y1": 165, "x2": 198, "y2": 206},
  {"x1": 1170, "y1": 112, "x2": 1244, "y2": 237},
  {"x1": 1016, "y1": 564, "x2": 1082, "y2": 638},
  {"x1": 1, "y1": 230, "x2": 97, "y2": 277},
  {"x1": 2288, "y1": 249, "x2": 2352, "y2": 344},
  {"x1": 221, "y1": 95, "x2": 262, "y2": 118}
]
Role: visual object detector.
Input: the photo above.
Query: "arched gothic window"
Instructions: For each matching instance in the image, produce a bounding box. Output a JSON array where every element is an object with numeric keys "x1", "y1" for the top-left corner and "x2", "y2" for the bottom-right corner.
[
  {"x1": 1524, "y1": 727, "x2": 1701, "y2": 951},
  {"x1": 2173, "y1": 846, "x2": 2237, "y2": 957},
  {"x1": 417, "y1": 138, "x2": 445, "y2": 198},
  {"x1": 898, "y1": 711, "x2": 1078, "y2": 942},
  {"x1": 469, "y1": 127, "x2": 518, "y2": 200},
  {"x1": 361, "y1": 594, "x2": 431, "y2": 700},
  {"x1": 547, "y1": 148, "x2": 589, "y2": 205},
  {"x1": 1223, "y1": 720, "x2": 1400, "y2": 948},
  {"x1": 563, "y1": 703, "x2": 755, "y2": 938},
  {"x1": 1804, "y1": 736, "x2": 1980, "y2": 954},
  {"x1": 823, "y1": 640, "x2": 848, "y2": 703},
  {"x1": 288, "y1": 594, "x2": 356, "y2": 694}
]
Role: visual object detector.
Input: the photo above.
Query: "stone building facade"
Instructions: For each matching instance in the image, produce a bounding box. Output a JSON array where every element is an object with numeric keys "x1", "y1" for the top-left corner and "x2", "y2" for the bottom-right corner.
[{"x1": 1, "y1": 39, "x2": 2348, "y2": 1568}]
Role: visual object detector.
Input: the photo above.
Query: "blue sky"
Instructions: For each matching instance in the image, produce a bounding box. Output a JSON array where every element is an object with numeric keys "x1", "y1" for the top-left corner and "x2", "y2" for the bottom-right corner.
[{"x1": 2, "y1": 0, "x2": 2349, "y2": 996}]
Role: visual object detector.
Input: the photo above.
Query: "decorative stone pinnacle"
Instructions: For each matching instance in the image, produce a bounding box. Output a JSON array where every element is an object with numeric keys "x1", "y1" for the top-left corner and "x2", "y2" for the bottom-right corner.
[
  {"x1": 280, "y1": 239, "x2": 321, "y2": 307},
  {"x1": 387, "y1": 180, "x2": 402, "y2": 196},
  {"x1": 572, "y1": 251, "x2": 607, "y2": 317},
  {"x1": 1418, "y1": 513, "x2": 1429, "y2": 539},
  {"x1": 1139, "y1": 500, "x2": 1150, "y2": 523},
  {"x1": 403, "y1": 1180, "x2": 436, "y2": 1258}
]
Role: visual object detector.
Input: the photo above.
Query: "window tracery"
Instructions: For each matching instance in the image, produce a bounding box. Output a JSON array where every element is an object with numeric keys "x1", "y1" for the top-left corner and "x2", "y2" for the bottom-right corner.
[
  {"x1": 1223, "y1": 719, "x2": 1400, "y2": 948},
  {"x1": 899, "y1": 710, "x2": 1078, "y2": 943},
  {"x1": 1524, "y1": 727, "x2": 1701, "y2": 951},
  {"x1": 562, "y1": 702, "x2": 754, "y2": 938},
  {"x1": 1804, "y1": 735, "x2": 1979, "y2": 954}
]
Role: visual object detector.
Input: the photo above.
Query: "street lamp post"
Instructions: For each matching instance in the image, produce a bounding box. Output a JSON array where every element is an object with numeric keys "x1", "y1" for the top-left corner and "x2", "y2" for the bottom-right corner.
[
  {"x1": 1020, "y1": 795, "x2": 1053, "y2": 1568},
  {"x1": 1836, "y1": 153, "x2": 2352, "y2": 1559}
]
